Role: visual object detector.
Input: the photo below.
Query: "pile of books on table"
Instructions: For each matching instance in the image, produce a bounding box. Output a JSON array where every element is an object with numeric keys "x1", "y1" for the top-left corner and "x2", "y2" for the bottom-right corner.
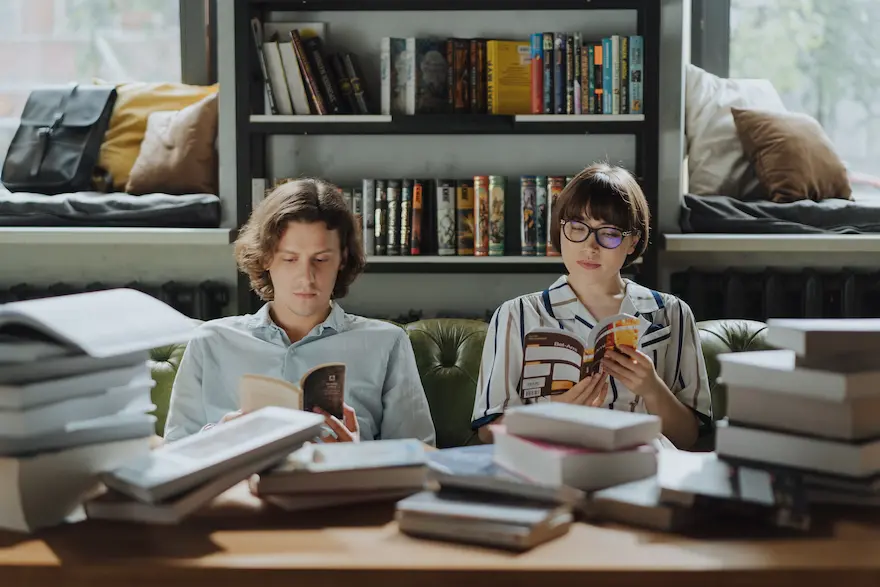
[
  {"x1": 0, "y1": 289, "x2": 198, "y2": 533},
  {"x1": 716, "y1": 318, "x2": 880, "y2": 508}
]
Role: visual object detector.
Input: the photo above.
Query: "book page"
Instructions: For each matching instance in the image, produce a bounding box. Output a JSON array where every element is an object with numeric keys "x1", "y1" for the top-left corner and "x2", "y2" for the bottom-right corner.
[
  {"x1": 238, "y1": 374, "x2": 303, "y2": 413},
  {"x1": 519, "y1": 328, "x2": 585, "y2": 400},
  {"x1": 300, "y1": 363, "x2": 345, "y2": 419},
  {"x1": 583, "y1": 313, "x2": 647, "y2": 376},
  {"x1": 0, "y1": 288, "x2": 199, "y2": 359}
]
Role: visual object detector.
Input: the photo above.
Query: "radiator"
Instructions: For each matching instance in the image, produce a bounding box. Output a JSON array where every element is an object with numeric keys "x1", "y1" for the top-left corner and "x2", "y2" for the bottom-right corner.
[
  {"x1": 670, "y1": 269, "x2": 880, "y2": 322},
  {"x1": 0, "y1": 280, "x2": 231, "y2": 321}
]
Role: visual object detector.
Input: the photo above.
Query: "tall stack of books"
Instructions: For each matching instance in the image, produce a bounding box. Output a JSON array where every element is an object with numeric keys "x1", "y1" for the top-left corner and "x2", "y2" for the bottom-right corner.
[
  {"x1": 0, "y1": 288, "x2": 199, "y2": 532},
  {"x1": 716, "y1": 318, "x2": 880, "y2": 507}
]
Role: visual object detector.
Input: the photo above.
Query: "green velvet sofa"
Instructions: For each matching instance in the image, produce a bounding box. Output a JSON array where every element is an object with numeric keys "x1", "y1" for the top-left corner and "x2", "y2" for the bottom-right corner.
[{"x1": 148, "y1": 318, "x2": 772, "y2": 449}]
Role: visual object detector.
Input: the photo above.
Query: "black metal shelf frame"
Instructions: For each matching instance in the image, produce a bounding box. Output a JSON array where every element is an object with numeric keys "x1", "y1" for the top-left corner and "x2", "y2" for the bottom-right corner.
[{"x1": 233, "y1": 0, "x2": 662, "y2": 311}]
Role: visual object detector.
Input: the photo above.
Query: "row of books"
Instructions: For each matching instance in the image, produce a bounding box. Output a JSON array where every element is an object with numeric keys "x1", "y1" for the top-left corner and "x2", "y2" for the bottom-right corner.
[
  {"x1": 529, "y1": 32, "x2": 644, "y2": 116},
  {"x1": 330, "y1": 176, "x2": 578, "y2": 257},
  {"x1": 252, "y1": 18, "x2": 371, "y2": 116}
]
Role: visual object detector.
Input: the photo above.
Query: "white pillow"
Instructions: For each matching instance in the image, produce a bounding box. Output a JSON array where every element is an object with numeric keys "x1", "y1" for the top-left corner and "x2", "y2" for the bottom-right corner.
[{"x1": 685, "y1": 64, "x2": 787, "y2": 198}]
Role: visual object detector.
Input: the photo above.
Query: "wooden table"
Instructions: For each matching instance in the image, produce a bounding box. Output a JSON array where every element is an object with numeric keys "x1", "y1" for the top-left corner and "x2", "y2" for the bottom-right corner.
[{"x1": 0, "y1": 482, "x2": 879, "y2": 587}]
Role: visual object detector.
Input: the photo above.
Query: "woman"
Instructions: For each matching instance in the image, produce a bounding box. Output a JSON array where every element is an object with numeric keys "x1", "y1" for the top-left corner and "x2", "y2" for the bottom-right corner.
[{"x1": 470, "y1": 163, "x2": 712, "y2": 449}]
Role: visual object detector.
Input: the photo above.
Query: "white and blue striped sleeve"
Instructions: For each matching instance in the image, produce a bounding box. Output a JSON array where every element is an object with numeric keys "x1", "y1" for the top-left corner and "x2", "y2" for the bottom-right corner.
[
  {"x1": 667, "y1": 299, "x2": 714, "y2": 434},
  {"x1": 471, "y1": 301, "x2": 525, "y2": 429}
]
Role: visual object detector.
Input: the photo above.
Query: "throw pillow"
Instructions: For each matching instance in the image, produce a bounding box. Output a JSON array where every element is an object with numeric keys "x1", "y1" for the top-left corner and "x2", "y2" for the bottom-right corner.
[
  {"x1": 685, "y1": 64, "x2": 787, "y2": 198},
  {"x1": 97, "y1": 81, "x2": 218, "y2": 191},
  {"x1": 731, "y1": 107, "x2": 852, "y2": 203},
  {"x1": 126, "y1": 92, "x2": 219, "y2": 195}
]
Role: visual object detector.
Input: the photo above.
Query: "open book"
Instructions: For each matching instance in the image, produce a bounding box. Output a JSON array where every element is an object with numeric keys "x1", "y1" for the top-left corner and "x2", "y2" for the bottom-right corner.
[
  {"x1": 0, "y1": 288, "x2": 199, "y2": 361},
  {"x1": 520, "y1": 313, "x2": 647, "y2": 400},
  {"x1": 238, "y1": 363, "x2": 346, "y2": 419}
]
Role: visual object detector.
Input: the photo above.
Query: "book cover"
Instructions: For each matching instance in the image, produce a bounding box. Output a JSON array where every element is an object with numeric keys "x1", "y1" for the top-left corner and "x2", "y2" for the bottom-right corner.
[
  {"x1": 553, "y1": 33, "x2": 566, "y2": 114},
  {"x1": 343, "y1": 53, "x2": 370, "y2": 114},
  {"x1": 451, "y1": 39, "x2": 470, "y2": 113},
  {"x1": 381, "y1": 37, "x2": 408, "y2": 115},
  {"x1": 386, "y1": 179, "x2": 401, "y2": 256},
  {"x1": 592, "y1": 41, "x2": 603, "y2": 114},
  {"x1": 488, "y1": 175, "x2": 505, "y2": 256},
  {"x1": 290, "y1": 30, "x2": 327, "y2": 114},
  {"x1": 629, "y1": 35, "x2": 643, "y2": 115},
  {"x1": 238, "y1": 363, "x2": 345, "y2": 420},
  {"x1": 573, "y1": 33, "x2": 583, "y2": 115},
  {"x1": 410, "y1": 179, "x2": 424, "y2": 255},
  {"x1": 400, "y1": 179, "x2": 413, "y2": 256},
  {"x1": 474, "y1": 175, "x2": 490, "y2": 256},
  {"x1": 413, "y1": 37, "x2": 449, "y2": 114},
  {"x1": 469, "y1": 39, "x2": 487, "y2": 114},
  {"x1": 619, "y1": 35, "x2": 629, "y2": 114},
  {"x1": 530, "y1": 33, "x2": 543, "y2": 114},
  {"x1": 519, "y1": 313, "x2": 648, "y2": 400},
  {"x1": 374, "y1": 179, "x2": 388, "y2": 256},
  {"x1": 456, "y1": 179, "x2": 475, "y2": 256},
  {"x1": 520, "y1": 175, "x2": 537, "y2": 256},
  {"x1": 541, "y1": 33, "x2": 554, "y2": 114},
  {"x1": 330, "y1": 53, "x2": 358, "y2": 114},
  {"x1": 546, "y1": 176, "x2": 565, "y2": 256},
  {"x1": 303, "y1": 35, "x2": 343, "y2": 114},
  {"x1": 435, "y1": 179, "x2": 457, "y2": 256},
  {"x1": 486, "y1": 40, "x2": 531, "y2": 115},
  {"x1": 535, "y1": 176, "x2": 548, "y2": 256},
  {"x1": 361, "y1": 179, "x2": 375, "y2": 255},
  {"x1": 564, "y1": 33, "x2": 574, "y2": 115}
]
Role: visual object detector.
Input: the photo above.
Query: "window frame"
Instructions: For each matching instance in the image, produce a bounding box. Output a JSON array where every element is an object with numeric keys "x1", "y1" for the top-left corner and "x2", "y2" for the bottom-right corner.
[{"x1": 690, "y1": 0, "x2": 730, "y2": 77}]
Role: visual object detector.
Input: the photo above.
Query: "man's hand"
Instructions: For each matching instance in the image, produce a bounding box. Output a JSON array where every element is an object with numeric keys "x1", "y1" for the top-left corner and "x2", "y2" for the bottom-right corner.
[
  {"x1": 601, "y1": 346, "x2": 663, "y2": 398},
  {"x1": 551, "y1": 372, "x2": 608, "y2": 407},
  {"x1": 314, "y1": 403, "x2": 360, "y2": 443}
]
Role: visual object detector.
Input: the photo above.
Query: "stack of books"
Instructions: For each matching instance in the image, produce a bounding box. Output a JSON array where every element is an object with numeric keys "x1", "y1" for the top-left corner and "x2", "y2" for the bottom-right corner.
[
  {"x1": 0, "y1": 288, "x2": 199, "y2": 532},
  {"x1": 85, "y1": 407, "x2": 326, "y2": 524},
  {"x1": 716, "y1": 318, "x2": 880, "y2": 507},
  {"x1": 250, "y1": 439, "x2": 428, "y2": 511},
  {"x1": 395, "y1": 403, "x2": 660, "y2": 551}
]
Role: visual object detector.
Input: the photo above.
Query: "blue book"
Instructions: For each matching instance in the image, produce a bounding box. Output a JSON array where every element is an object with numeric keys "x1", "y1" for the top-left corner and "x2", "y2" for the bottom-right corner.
[
  {"x1": 602, "y1": 37, "x2": 613, "y2": 114},
  {"x1": 629, "y1": 35, "x2": 644, "y2": 115}
]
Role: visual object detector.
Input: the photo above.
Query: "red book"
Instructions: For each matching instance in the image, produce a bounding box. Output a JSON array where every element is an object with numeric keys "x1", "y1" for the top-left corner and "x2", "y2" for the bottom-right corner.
[{"x1": 530, "y1": 33, "x2": 543, "y2": 114}]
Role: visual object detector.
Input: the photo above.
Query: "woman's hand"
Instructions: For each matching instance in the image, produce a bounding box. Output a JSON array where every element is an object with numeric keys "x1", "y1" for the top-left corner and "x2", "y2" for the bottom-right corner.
[
  {"x1": 601, "y1": 346, "x2": 664, "y2": 398},
  {"x1": 551, "y1": 372, "x2": 608, "y2": 407}
]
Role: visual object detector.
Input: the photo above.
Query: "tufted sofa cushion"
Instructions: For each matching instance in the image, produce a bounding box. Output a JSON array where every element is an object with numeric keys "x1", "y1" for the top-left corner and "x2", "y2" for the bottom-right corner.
[{"x1": 146, "y1": 317, "x2": 772, "y2": 447}]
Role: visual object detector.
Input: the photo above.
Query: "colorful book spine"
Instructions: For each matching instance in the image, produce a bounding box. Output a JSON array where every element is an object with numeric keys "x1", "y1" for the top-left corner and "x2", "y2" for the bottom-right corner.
[
  {"x1": 564, "y1": 33, "x2": 574, "y2": 115},
  {"x1": 542, "y1": 33, "x2": 554, "y2": 114},
  {"x1": 456, "y1": 180, "x2": 475, "y2": 256},
  {"x1": 436, "y1": 179, "x2": 457, "y2": 256},
  {"x1": 573, "y1": 33, "x2": 583, "y2": 115},
  {"x1": 488, "y1": 175, "x2": 505, "y2": 256},
  {"x1": 629, "y1": 35, "x2": 644, "y2": 115},
  {"x1": 452, "y1": 39, "x2": 470, "y2": 113},
  {"x1": 474, "y1": 175, "x2": 490, "y2": 256},
  {"x1": 546, "y1": 176, "x2": 566, "y2": 256},
  {"x1": 386, "y1": 180, "x2": 401, "y2": 256},
  {"x1": 410, "y1": 180, "x2": 423, "y2": 255},
  {"x1": 469, "y1": 39, "x2": 487, "y2": 114},
  {"x1": 352, "y1": 188, "x2": 363, "y2": 244},
  {"x1": 611, "y1": 35, "x2": 621, "y2": 115},
  {"x1": 400, "y1": 180, "x2": 412, "y2": 256},
  {"x1": 361, "y1": 179, "x2": 375, "y2": 255},
  {"x1": 374, "y1": 179, "x2": 387, "y2": 256},
  {"x1": 520, "y1": 176, "x2": 537, "y2": 256},
  {"x1": 530, "y1": 33, "x2": 543, "y2": 114},
  {"x1": 535, "y1": 176, "x2": 548, "y2": 256},
  {"x1": 592, "y1": 42, "x2": 603, "y2": 114},
  {"x1": 619, "y1": 35, "x2": 629, "y2": 114},
  {"x1": 553, "y1": 33, "x2": 566, "y2": 114},
  {"x1": 602, "y1": 37, "x2": 612, "y2": 114}
]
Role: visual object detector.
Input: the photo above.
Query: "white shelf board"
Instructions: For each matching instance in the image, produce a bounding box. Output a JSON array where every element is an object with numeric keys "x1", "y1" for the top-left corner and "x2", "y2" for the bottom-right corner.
[
  {"x1": 664, "y1": 234, "x2": 880, "y2": 253},
  {"x1": 514, "y1": 114, "x2": 645, "y2": 123},
  {"x1": 250, "y1": 115, "x2": 392, "y2": 123},
  {"x1": 0, "y1": 227, "x2": 235, "y2": 246}
]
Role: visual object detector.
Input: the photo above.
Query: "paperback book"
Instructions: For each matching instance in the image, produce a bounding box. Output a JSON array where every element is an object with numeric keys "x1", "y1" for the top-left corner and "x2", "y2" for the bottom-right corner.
[{"x1": 238, "y1": 363, "x2": 345, "y2": 419}]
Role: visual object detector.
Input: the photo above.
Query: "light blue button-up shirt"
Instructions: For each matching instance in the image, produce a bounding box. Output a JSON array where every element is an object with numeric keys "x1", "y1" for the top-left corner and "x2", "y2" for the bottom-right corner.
[{"x1": 163, "y1": 302, "x2": 436, "y2": 446}]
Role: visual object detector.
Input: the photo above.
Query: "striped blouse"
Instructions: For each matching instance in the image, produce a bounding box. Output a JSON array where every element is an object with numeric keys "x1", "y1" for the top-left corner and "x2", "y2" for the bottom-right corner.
[{"x1": 471, "y1": 275, "x2": 713, "y2": 434}]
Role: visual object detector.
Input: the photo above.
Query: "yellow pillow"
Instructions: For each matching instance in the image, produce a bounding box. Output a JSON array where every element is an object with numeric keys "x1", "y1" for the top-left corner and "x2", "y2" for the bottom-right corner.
[{"x1": 97, "y1": 81, "x2": 218, "y2": 191}]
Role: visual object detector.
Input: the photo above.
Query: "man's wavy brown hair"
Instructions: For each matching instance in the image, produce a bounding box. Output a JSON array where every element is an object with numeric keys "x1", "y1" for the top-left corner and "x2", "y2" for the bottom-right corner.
[
  {"x1": 550, "y1": 163, "x2": 650, "y2": 268},
  {"x1": 234, "y1": 178, "x2": 365, "y2": 301}
]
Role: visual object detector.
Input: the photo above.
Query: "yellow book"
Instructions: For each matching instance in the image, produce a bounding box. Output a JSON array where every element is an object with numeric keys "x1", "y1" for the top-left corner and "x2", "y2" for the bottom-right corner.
[{"x1": 486, "y1": 40, "x2": 531, "y2": 115}]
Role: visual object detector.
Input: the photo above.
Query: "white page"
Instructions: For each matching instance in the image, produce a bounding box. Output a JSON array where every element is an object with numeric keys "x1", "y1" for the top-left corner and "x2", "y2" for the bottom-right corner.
[{"x1": 0, "y1": 288, "x2": 201, "y2": 358}]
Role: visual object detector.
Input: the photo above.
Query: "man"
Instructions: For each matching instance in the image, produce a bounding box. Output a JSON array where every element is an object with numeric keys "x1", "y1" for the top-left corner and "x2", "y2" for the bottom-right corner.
[{"x1": 164, "y1": 178, "x2": 436, "y2": 446}]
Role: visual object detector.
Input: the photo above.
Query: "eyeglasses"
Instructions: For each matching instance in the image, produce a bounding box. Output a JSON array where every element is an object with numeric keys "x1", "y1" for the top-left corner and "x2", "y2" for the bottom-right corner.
[{"x1": 560, "y1": 219, "x2": 633, "y2": 249}]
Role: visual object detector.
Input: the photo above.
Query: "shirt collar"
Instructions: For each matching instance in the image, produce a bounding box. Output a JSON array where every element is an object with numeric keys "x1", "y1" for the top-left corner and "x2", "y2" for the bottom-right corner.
[
  {"x1": 248, "y1": 300, "x2": 347, "y2": 337},
  {"x1": 545, "y1": 275, "x2": 662, "y2": 323}
]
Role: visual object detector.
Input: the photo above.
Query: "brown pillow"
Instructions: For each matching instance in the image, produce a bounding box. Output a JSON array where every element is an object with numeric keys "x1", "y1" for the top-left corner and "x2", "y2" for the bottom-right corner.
[
  {"x1": 731, "y1": 107, "x2": 851, "y2": 203},
  {"x1": 126, "y1": 92, "x2": 218, "y2": 195}
]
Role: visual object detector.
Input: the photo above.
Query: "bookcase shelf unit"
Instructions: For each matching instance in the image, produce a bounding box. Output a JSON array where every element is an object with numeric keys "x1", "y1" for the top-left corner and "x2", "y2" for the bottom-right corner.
[{"x1": 220, "y1": 0, "x2": 664, "y2": 314}]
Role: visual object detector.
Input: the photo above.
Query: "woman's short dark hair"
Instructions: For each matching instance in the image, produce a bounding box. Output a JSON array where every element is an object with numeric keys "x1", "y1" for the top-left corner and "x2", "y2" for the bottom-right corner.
[
  {"x1": 234, "y1": 178, "x2": 365, "y2": 301},
  {"x1": 549, "y1": 163, "x2": 650, "y2": 268}
]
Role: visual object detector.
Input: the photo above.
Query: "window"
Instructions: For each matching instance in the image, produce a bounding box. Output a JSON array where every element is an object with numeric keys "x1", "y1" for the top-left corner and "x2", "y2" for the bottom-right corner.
[
  {"x1": 0, "y1": 0, "x2": 182, "y2": 162},
  {"x1": 729, "y1": 0, "x2": 880, "y2": 174}
]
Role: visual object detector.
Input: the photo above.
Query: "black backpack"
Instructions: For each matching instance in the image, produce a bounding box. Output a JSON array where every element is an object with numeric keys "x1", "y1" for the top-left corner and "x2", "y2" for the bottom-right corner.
[{"x1": 1, "y1": 84, "x2": 117, "y2": 194}]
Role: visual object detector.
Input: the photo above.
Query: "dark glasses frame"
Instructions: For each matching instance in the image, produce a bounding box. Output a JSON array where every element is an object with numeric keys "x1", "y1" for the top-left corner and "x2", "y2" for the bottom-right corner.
[{"x1": 560, "y1": 219, "x2": 635, "y2": 250}]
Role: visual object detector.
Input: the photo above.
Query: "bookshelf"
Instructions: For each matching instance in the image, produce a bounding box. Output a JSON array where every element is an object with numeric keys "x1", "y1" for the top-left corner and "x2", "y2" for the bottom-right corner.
[{"x1": 219, "y1": 0, "x2": 667, "y2": 315}]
